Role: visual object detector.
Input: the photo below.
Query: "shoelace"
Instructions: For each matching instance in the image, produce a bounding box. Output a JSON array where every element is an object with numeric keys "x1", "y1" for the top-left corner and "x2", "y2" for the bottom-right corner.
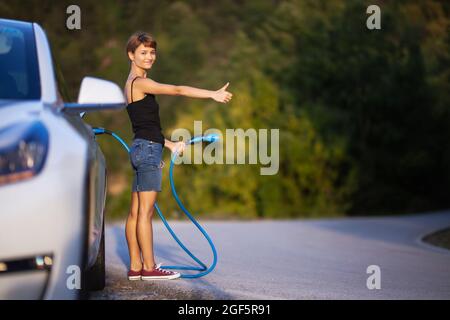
[{"x1": 154, "y1": 263, "x2": 174, "y2": 274}]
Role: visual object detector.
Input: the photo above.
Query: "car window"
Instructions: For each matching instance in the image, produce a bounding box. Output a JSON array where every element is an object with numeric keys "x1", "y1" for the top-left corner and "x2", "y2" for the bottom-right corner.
[{"x1": 0, "y1": 20, "x2": 40, "y2": 100}]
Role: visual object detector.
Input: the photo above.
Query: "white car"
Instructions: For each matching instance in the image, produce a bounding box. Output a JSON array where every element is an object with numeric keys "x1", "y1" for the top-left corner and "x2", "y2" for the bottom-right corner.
[{"x1": 0, "y1": 18, "x2": 125, "y2": 299}]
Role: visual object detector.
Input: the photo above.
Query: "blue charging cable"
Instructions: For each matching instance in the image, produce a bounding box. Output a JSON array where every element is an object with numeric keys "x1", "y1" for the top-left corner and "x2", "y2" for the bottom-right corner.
[{"x1": 92, "y1": 127, "x2": 218, "y2": 278}]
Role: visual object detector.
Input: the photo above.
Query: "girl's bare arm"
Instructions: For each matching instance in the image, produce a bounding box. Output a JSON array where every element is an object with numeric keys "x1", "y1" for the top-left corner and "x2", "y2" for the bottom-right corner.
[{"x1": 135, "y1": 78, "x2": 232, "y2": 103}]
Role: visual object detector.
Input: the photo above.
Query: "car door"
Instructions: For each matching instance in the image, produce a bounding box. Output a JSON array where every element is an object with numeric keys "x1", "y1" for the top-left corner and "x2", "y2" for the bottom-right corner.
[{"x1": 54, "y1": 62, "x2": 107, "y2": 269}]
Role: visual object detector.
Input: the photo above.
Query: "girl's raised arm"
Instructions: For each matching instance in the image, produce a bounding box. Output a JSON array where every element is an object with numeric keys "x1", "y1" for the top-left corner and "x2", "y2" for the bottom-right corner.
[{"x1": 135, "y1": 78, "x2": 232, "y2": 103}]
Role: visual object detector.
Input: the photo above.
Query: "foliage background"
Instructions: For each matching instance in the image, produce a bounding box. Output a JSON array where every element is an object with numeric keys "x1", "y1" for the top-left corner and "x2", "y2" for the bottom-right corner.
[{"x1": 2, "y1": 0, "x2": 449, "y2": 220}]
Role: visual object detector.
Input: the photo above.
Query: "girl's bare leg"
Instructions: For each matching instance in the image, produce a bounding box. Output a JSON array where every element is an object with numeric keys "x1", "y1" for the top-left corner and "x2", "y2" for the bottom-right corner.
[
  {"x1": 136, "y1": 191, "x2": 158, "y2": 270},
  {"x1": 125, "y1": 191, "x2": 142, "y2": 271}
]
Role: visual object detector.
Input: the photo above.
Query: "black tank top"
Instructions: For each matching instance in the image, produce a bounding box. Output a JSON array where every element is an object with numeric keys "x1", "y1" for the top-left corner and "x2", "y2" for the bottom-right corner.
[{"x1": 126, "y1": 77, "x2": 165, "y2": 146}]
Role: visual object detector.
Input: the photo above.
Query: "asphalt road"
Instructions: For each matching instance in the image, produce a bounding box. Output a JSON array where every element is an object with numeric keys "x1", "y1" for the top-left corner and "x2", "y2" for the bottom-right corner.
[{"x1": 90, "y1": 211, "x2": 450, "y2": 300}]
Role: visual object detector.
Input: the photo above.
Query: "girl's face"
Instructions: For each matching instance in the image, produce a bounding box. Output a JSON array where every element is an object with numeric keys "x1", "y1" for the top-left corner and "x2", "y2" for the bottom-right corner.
[{"x1": 130, "y1": 43, "x2": 156, "y2": 70}]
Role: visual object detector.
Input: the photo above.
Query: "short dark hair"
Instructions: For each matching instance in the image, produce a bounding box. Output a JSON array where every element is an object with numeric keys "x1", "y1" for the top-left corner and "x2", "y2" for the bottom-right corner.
[{"x1": 126, "y1": 31, "x2": 157, "y2": 55}]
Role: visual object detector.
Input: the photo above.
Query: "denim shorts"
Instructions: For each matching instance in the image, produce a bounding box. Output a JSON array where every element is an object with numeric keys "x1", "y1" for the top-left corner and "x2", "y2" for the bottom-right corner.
[{"x1": 129, "y1": 138, "x2": 164, "y2": 192}]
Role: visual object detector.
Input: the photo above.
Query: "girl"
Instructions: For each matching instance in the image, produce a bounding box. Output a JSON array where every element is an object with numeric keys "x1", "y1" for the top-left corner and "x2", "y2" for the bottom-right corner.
[{"x1": 124, "y1": 31, "x2": 232, "y2": 280}]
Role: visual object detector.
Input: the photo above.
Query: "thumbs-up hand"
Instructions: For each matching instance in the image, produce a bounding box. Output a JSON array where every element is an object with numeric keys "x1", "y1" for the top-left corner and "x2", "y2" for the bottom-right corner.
[{"x1": 212, "y1": 82, "x2": 233, "y2": 103}]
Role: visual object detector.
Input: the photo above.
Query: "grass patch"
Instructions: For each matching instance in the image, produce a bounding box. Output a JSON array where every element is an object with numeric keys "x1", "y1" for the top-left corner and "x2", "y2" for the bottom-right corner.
[{"x1": 422, "y1": 227, "x2": 450, "y2": 251}]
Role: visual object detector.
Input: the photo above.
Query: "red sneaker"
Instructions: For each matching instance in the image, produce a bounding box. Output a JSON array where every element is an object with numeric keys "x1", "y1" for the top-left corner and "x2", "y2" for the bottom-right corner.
[
  {"x1": 141, "y1": 264, "x2": 180, "y2": 280},
  {"x1": 127, "y1": 269, "x2": 142, "y2": 281}
]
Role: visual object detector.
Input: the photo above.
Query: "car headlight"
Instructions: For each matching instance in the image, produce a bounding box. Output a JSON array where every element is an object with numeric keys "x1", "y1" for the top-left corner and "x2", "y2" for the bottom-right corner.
[{"x1": 0, "y1": 120, "x2": 49, "y2": 186}]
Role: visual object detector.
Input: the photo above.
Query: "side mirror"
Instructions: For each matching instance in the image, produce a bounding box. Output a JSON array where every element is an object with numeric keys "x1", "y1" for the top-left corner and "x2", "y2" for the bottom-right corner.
[{"x1": 63, "y1": 77, "x2": 126, "y2": 116}]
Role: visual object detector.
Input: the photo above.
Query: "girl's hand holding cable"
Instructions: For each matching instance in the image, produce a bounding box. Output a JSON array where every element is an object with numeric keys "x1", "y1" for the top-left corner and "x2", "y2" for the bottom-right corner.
[{"x1": 172, "y1": 141, "x2": 186, "y2": 156}]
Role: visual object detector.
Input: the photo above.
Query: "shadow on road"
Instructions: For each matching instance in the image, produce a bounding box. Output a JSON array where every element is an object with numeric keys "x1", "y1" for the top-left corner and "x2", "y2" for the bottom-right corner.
[{"x1": 110, "y1": 224, "x2": 234, "y2": 299}]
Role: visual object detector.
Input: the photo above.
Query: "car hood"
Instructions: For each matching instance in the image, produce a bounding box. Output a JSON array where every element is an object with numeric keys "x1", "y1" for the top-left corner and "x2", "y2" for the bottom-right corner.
[{"x1": 0, "y1": 100, "x2": 47, "y2": 127}]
